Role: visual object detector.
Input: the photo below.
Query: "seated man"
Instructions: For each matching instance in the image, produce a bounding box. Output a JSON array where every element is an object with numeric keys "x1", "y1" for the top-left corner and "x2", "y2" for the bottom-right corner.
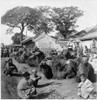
[
  {"x1": 77, "y1": 74, "x2": 95, "y2": 99},
  {"x1": 76, "y1": 55, "x2": 95, "y2": 82},
  {"x1": 67, "y1": 38, "x2": 75, "y2": 51},
  {"x1": 63, "y1": 60, "x2": 76, "y2": 79},
  {"x1": 30, "y1": 69, "x2": 41, "y2": 87},
  {"x1": 17, "y1": 72, "x2": 37, "y2": 99},
  {"x1": 4, "y1": 58, "x2": 18, "y2": 76},
  {"x1": 40, "y1": 59, "x2": 53, "y2": 79}
]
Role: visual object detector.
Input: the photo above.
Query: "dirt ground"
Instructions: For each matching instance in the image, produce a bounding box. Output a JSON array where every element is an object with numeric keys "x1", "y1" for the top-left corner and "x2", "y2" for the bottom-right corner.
[{"x1": 1, "y1": 58, "x2": 97, "y2": 99}]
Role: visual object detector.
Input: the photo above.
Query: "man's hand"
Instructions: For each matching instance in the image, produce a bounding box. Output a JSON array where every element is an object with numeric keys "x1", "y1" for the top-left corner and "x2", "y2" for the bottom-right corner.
[{"x1": 37, "y1": 76, "x2": 42, "y2": 80}]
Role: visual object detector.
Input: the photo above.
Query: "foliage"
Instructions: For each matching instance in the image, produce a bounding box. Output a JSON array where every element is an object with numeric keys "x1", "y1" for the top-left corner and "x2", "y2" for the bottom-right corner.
[
  {"x1": 1, "y1": 6, "x2": 83, "y2": 40},
  {"x1": 31, "y1": 6, "x2": 83, "y2": 38},
  {"x1": 1, "y1": 6, "x2": 41, "y2": 42},
  {"x1": 51, "y1": 6, "x2": 83, "y2": 38},
  {"x1": 11, "y1": 33, "x2": 25, "y2": 44},
  {"x1": 55, "y1": 32, "x2": 65, "y2": 39},
  {"x1": 28, "y1": 6, "x2": 54, "y2": 37}
]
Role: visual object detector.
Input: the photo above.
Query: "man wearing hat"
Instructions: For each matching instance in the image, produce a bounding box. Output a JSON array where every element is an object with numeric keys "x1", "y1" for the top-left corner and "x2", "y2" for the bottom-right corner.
[
  {"x1": 67, "y1": 38, "x2": 75, "y2": 51},
  {"x1": 4, "y1": 58, "x2": 18, "y2": 76},
  {"x1": 17, "y1": 71, "x2": 37, "y2": 99}
]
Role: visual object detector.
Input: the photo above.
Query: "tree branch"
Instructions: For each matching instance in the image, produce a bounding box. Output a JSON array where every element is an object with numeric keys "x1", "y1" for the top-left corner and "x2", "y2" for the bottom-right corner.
[
  {"x1": 24, "y1": 23, "x2": 27, "y2": 27},
  {"x1": 15, "y1": 26, "x2": 22, "y2": 30},
  {"x1": 6, "y1": 23, "x2": 22, "y2": 31}
]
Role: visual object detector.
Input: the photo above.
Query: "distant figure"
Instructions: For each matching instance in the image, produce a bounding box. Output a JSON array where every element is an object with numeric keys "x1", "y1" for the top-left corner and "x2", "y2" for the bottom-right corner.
[
  {"x1": 9, "y1": 47, "x2": 12, "y2": 56},
  {"x1": 77, "y1": 74, "x2": 95, "y2": 99},
  {"x1": 91, "y1": 39, "x2": 97, "y2": 58},
  {"x1": 17, "y1": 72, "x2": 37, "y2": 99},
  {"x1": 4, "y1": 58, "x2": 18, "y2": 76},
  {"x1": 84, "y1": 46, "x2": 89, "y2": 55},
  {"x1": 67, "y1": 38, "x2": 75, "y2": 51},
  {"x1": 91, "y1": 39, "x2": 96, "y2": 49},
  {"x1": 1, "y1": 48, "x2": 4, "y2": 57},
  {"x1": 3, "y1": 47, "x2": 7, "y2": 57},
  {"x1": 74, "y1": 41, "x2": 83, "y2": 57}
]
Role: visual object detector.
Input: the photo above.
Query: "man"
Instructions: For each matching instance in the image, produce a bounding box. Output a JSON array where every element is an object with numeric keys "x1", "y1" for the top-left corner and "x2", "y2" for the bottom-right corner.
[
  {"x1": 63, "y1": 60, "x2": 76, "y2": 79},
  {"x1": 40, "y1": 59, "x2": 53, "y2": 79},
  {"x1": 74, "y1": 40, "x2": 83, "y2": 57},
  {"x1": 77, "y1": 55, "x2": 95, "y2": 82},
  {"x1": 17, "y1": 72, "x2": 37, "y2": 99},
  {"x1": 84, "y1": 46, "x2": 89, "y2": 55},
  {"x1": 67, "y1": 38, "x2": 75, "y2": 51},
  {"x1": 91, "y1": 39, "x2": 96, "y2": 49},
  {"x1": 91, "y1": 39, "x2": 97, "y2": 58},
  {"x1": 4, "y1": 58, "x2": 18, "y2": 76}
]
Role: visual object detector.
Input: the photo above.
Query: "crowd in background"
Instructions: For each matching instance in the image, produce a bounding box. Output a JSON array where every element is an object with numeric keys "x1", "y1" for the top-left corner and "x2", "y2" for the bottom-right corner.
[
  {"x1": 1, "y1": 38, "x2": 97, "y2": 59},
  {"x1": 1, "y1": 38, "x2": 97, "y2": 99},
  {"x1": 1, "y1": 46, "x2": 19, "y2": 57}
]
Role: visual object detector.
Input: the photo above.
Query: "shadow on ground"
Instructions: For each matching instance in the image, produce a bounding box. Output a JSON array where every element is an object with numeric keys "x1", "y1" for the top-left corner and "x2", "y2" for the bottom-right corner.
[
  {"x1": 37, "y1": 82, "x2": 54, "y2": 88},
  {"x1": 29, "y1": 90, "x2": 55, "y2": 99},
  {"x1": 37, "y1": 81, "x2": 62, "y2": 88}
]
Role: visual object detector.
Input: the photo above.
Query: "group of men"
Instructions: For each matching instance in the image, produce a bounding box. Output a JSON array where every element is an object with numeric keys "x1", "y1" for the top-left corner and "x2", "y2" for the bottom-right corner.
[
  {"x1": 4, "y1": 58, "x2": 41, "y2": 99},
  {"x1": 2, "y1": 38, "x2": 97, "y2": 99},
  {"x1": 67, "y1": 38, "x2": 97, "y2": 56},
  {"x1": 4, "y1": 55, "x2": 96, "y2": 99},
  {"x1": 1, "y1": 47, "x2": 12, "y2": 57},
  {"x1": 17, "y1": 69, "x2": 41, "y2": 99},
  {"x1": 1, "y1": 46, "x2": 19, "y2": 57}
]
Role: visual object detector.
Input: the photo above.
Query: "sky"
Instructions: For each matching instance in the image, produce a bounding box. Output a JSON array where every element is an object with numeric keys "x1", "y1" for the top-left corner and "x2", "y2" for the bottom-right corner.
[{"x1": 0, "y1": 0, "x2": 97, "y2": 45}]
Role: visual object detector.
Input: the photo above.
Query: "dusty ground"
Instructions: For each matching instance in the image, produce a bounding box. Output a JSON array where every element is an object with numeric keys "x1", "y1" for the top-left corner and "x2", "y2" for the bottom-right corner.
[{"x1": 1, "y1": 58, "x2": 97, "y2": 99}]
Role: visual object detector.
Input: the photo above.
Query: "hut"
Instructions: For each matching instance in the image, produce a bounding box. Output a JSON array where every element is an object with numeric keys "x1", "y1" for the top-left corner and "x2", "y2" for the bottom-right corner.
[
  {"x1": 21, "y1": 37, "x2": 35, "y2": 51},
  {"x1": 33, "y1": 33, "x2": 63, "y2": 53}
]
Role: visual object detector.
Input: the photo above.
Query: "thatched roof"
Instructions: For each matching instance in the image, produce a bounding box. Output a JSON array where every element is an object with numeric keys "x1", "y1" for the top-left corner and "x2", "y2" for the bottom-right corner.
[
  {"x1": 80, "y1": 31, "x2": 97, "y2": 41},
  {"x1": 85, "y1": 24, "x2": 97, "y2": 33},
  {"x1": 34, "y1": 33, "x2": 57, "y2": 42},
  {"x1": 22, "y1": 37, "x2": 34, "y2": 44}
]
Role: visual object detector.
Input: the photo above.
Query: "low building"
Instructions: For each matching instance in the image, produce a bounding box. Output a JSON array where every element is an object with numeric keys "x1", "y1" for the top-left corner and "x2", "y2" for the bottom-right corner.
[
  {"x1": 80, "y1": 31, "x2": 97, "y2": 49},
  {"x1": 58, "y1": 39, "x2": 68, "y2": 50},
  {"x1": 21, "y1": 37, "x2": 35, "y2": 50},
  {"x1": 33, "y1": 33, "x2": 63, "y2": 53}
]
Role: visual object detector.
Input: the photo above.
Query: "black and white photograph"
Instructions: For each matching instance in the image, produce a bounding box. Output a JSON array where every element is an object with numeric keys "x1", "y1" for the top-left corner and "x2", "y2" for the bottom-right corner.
[{"x1": 0, "y1": 0, "x2": 97, "y2": 99}]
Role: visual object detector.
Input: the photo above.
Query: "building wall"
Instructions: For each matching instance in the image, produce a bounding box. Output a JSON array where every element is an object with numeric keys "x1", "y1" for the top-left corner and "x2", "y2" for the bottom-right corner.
[
  {"x1": 35, "y1": 35, "x2": 63, "y2": 51},
  {"x1": 36, "y1": 35, "x2": 55, "y2": 48},
  {"x1": 81, "y1": 40, "x2": 91, "y2": 49},
  {"x1": 23, "y1": 40, "x2": 35, "y2": 50},
  {"x1": 81, "y1": 39, "x2": 97, "y2": 53}
]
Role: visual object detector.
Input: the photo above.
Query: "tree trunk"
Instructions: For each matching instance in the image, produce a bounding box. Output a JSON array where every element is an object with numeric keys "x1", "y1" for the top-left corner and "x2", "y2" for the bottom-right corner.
[{"x1": 20, "y1": 23, "x2": 25, "y2": 43}]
